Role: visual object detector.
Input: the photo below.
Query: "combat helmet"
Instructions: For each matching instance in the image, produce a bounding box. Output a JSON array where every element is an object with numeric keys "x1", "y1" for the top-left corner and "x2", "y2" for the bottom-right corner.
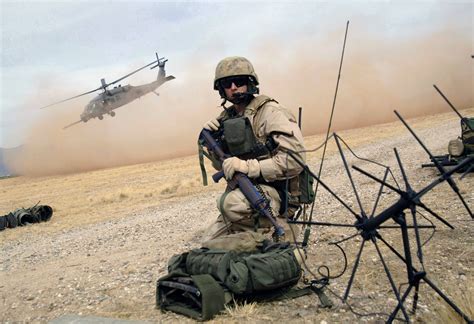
[{"x1": 214, "y1": 56, "x2": 259, "y2": 101}]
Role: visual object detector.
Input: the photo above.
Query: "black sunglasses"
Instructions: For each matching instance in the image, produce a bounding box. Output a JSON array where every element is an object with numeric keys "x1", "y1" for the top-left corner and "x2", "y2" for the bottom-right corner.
[{"x1": 220, "y1": 76, "x2": 248, "y2": 89}]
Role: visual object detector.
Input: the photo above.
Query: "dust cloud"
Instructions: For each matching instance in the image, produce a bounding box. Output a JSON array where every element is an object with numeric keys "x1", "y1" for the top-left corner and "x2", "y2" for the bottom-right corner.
[
  {"x1": 5, "y1": 23, "x2": 473, "y2": 176},
  {"x1": 257, "y1": 27, "x2": 473, "y2": 136}
]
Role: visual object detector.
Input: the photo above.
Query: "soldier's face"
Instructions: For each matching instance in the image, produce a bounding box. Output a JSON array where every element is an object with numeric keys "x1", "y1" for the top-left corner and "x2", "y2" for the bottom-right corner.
[
  {"x1": 224, "y1": 83, "x2": 248, "y2": 100},
  {"x1": 221, "y1": 77, "x2": 248, "y2": 100}
]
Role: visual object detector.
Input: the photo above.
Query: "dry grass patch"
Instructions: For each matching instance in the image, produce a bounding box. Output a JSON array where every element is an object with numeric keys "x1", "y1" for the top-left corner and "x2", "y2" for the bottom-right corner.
[
  {"x1": 425, "y1": 284, "x2": 474, "y2": 324},
  {"x1": 222, "y1": 300, "x2": 260, "y2": 320}
]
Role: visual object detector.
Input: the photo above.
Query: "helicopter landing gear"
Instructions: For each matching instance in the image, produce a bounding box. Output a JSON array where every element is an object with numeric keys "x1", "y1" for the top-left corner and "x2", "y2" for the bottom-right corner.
[
  {"x1": 98, "y1": 115, "x2": 104, "y2": 120},
  {"x1": 110, "y1": 111, "x2": 116, "y2": 117}
]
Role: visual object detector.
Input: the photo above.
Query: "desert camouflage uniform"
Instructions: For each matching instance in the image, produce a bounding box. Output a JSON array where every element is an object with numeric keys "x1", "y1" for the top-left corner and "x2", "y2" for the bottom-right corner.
[{"x1": 202, "y1": 94, "x2": 306, "y2": 245}]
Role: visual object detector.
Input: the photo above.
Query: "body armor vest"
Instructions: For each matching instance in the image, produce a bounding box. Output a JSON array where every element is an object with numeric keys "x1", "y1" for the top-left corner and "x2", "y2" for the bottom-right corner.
[
  {"x1": 218, "y1": 95, "x2": 279, "y2": 159},
  {"x1": 222, "y1": 116, "x2": 277, "y2": 160},
  {"x1": 198, "y1": 95, "x2": 314, "y2": 209}
]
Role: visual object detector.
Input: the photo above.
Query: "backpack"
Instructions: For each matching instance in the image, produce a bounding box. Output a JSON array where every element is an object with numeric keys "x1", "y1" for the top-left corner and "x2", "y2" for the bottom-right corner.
[{"x1": 157, "y1": 244, "x2": 302, "y2": 320}]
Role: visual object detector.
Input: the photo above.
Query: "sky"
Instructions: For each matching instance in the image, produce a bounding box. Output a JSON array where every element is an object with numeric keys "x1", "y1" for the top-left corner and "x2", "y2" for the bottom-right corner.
[{"x1": 0, "y1": 0, "x2": 473, "y2": 175}]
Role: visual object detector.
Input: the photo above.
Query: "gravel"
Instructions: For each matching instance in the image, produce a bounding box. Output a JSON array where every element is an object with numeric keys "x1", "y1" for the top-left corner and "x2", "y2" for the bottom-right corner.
[{"x1": 1, "y1": 112, "x2": 472, "y2": 323}]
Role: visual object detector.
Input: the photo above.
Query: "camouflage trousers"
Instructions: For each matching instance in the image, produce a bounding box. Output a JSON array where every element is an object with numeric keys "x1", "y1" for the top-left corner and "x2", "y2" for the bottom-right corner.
[{"x1": 202, "y1": 184, "x2": 299, "y2": 249}]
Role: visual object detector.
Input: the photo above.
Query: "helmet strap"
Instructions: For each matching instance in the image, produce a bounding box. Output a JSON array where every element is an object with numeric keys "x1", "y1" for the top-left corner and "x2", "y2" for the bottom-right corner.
[
  {"x1": 220, "y1": 98, "x2": 228, "y2": 109},
  {"x1": 247, "y1": 82, "x2": 259, "y2": 95}
]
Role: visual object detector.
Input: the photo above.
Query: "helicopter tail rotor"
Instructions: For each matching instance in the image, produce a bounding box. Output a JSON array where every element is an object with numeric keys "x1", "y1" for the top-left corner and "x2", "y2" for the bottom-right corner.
[{"x1": 151, "y1": 52, "x2": 167, "y2": 70}]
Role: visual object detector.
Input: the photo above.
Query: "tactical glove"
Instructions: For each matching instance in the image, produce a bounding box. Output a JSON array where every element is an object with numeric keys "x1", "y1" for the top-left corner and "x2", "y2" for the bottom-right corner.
[
  {"x1": 203, "y1": 118, "x2": 220, "y2": 131},
  {"x1": 223, "y1": 157, "x2": 261, "y2": 180}
]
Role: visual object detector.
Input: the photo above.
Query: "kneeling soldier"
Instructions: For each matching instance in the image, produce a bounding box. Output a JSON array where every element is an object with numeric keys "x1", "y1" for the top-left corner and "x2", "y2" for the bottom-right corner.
[{"x1": 201, "y1": 56, "x2": 308, "y2": 245}]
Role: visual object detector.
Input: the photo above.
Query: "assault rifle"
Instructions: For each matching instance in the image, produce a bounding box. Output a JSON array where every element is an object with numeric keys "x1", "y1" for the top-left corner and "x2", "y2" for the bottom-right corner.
[{"x1": 199, "y1": 129, "x2": 285, "y2": 239}]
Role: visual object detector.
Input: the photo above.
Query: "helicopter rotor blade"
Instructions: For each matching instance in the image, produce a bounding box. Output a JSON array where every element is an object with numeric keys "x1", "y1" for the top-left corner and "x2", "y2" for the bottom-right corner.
[
  {"x1": 104, "y1": 58, "x2": 159, "y2": 87},
  {"x1": 39, "y1": 85, "x2": 105, "y2": 109}
]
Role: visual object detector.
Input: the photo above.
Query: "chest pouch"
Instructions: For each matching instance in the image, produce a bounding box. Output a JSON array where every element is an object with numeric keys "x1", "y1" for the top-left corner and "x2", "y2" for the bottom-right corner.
[
  {"x1": 299, "y1": 170, "x2": 315, "y2": 204},
  {"x1": 223, "y1": 117, "x2": 258, "y2": 157},
  {"x1": 223, "y1": 117, "x2": 276, "y2": 159}
]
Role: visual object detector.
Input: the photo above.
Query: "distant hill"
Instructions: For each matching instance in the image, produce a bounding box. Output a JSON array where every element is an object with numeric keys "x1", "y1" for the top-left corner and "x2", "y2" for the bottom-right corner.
[{"x1": 0, "y1": 146, "x2": 23, "y2": 177}]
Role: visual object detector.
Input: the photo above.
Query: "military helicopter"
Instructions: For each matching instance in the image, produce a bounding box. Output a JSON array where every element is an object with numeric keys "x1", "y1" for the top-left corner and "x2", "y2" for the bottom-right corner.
[{"x1": 40, "y1": 53, "x2": 175, "y2": 129}]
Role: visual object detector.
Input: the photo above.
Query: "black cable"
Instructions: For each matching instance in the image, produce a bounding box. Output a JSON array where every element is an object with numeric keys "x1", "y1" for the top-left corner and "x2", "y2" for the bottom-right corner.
[
  {"x1": 323, "y1": 241, "x2": 348, "y2": 279},
  {"x1": 324, "y1": 285, "x2": 406, "y2": 322},
  {"x1": 335, "y1": 134, "x2": 401, "y2": 191},
  {"x1": 285, "y1": 131, "x2": 403, "y2": 223}
]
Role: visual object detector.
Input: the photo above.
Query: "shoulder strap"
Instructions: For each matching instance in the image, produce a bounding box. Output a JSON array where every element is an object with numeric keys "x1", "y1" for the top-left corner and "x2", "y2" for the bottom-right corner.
[
  {"x1": 191, "y1": 274, "x2": 226, "y2": 320},
  {"x1": 246, "y1": 95, "x2": 278, "y2": 116},
  {"x1": 197, "y1": 139, "x2": 209, "y2": 186},
  {"x1": 262, "y1": 284, "x2": 332, "y2": 308}
]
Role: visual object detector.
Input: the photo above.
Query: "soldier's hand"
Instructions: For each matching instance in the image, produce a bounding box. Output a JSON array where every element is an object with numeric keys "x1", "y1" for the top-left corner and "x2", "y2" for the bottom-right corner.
[
  {"x1": 223, "y1": 157, "x2": 261, "y2": 180},
  {"x1": 203, "y1": 118, "x2": 220, "y2": 131}
]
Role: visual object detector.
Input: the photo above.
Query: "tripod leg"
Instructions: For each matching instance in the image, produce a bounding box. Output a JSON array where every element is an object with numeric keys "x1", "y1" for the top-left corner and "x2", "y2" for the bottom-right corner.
[
  {"x1": 410, "y1": 206, "x2": 424, "y2": 265},
  {"x1": 417, "y1": 202, "x2": 454, "y2": 229},
  {"x1": 343, "y1": 239, "x2": 366, "y2": 301},
  {"x1": 373, "y1": 240, "x2": 410, "y2": 322},
  {"x1": 378, "y1": 233, "x2": 473, "y2": 322},
  {"x1": 460, "y1": 162, "x2": 474, "y2": 179},
  {"x1": 334, "y1": 134, "x2": 366, "y2": 217},
  {"x1": 370, "y1": 168, "x2": 389, "y2": 217},
  {"x1": 412, "y1": 281, "x2": 420, "y2": 314},
  {"x1": 388, "y1": 284, "x2": 414, "y2": 323},
  {"x1": 423, "y1": 276, "x2": 473, "y2": 323}
]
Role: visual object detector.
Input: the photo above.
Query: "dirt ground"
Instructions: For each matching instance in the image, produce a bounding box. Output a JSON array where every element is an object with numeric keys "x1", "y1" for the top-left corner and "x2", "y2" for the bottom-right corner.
[{"x1": 1, "y1": 108, "x2": 473, "y2": 323}]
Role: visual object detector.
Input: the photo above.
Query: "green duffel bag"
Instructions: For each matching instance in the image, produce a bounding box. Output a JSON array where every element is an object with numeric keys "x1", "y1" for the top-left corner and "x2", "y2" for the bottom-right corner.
[
  {"x1": 182, "y1": 245, "x2": 302, "y2": 295},
  {"x1": 185, "y1": 249, "x2": 250, "y2": 295},
  {"x1": 244, "y1": 246, "x2": 301, "y2": 293},
  {"x1": 157, "y1": 244, "x2": 303, "y2": 320}
]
